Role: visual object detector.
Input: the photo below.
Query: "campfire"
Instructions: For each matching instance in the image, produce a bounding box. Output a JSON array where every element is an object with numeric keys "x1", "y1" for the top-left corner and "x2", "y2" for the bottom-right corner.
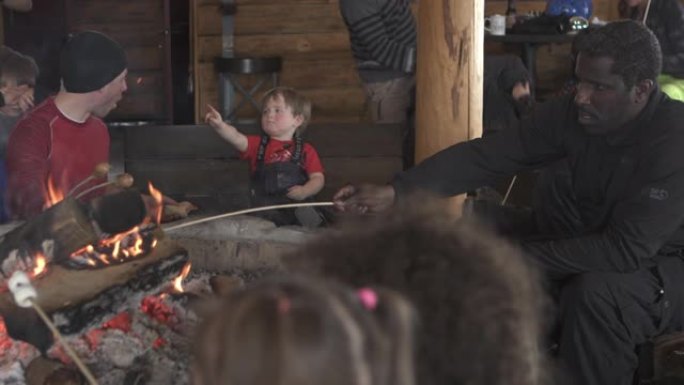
[{"x1": 0, "y1": 173, "x2": 199, "y2": 384}]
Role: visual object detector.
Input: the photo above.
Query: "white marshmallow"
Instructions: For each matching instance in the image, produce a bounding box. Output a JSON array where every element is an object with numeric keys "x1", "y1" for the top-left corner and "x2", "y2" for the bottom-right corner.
[{"x1": 8, "y1": 271, "x2": 37, "y2": 308}]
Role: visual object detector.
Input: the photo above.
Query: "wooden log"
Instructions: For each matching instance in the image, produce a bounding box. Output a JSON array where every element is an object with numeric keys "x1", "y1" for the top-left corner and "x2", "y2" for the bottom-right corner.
[
  {"x1": 0, "y1": 198, "x2": 98, "y2": 276},
  {"x1": 415, "y1": 0, "x2": 483, "y2": 213},
  {"x1": 0, "y1": 237, "x2": 188, "y2": 339}
]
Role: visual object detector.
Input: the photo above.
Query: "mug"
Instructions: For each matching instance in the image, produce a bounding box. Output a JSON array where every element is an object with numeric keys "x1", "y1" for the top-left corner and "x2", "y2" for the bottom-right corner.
[{"x1": 485, "y1": 14, "x2": 506, "y2": 36}]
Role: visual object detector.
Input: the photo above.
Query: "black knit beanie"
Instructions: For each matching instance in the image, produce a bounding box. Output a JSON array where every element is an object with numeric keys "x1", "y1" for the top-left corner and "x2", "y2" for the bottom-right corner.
[{"x1": 60, "y1": 31, "x2": 127, "y2": 93}]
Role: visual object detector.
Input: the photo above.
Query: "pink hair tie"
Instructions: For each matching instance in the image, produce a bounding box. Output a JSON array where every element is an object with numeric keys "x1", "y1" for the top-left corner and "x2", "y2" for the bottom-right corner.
[{"x1": 357, "y1": 288, "x2": 378, "y2": 310}]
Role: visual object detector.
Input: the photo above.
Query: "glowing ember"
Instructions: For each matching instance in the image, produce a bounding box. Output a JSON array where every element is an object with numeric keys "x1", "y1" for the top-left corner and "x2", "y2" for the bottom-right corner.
[
  {"x1": 31, "y1": 253, "x2": 47, "y2": 277},
  {"x1": 148, "y1": 182, "x2": 164, "y2": 224},
  {"x1": 173, "y1": 263, "x2": 192, "y2": 293},
  {"x1": 44, "y1": 175, "x2": 64, "y2": 208},
  {"x1": 141, "y1": 295, "x2": 177, "y2": 326}
]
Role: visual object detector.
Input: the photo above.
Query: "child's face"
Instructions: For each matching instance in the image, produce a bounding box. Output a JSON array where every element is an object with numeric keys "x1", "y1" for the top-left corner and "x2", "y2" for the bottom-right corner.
[{"x1": 261, "y1": 94, "x2": 303, "y2": 141}]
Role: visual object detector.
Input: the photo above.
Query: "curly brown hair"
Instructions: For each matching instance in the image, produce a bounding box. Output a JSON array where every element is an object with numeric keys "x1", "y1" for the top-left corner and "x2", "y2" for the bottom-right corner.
[
  {"x1": 286, "y1": 200, "x2": 550, "y2": 385},
  {"x1": 193, "y1": 276, "x2": 417, "y2": 385}
]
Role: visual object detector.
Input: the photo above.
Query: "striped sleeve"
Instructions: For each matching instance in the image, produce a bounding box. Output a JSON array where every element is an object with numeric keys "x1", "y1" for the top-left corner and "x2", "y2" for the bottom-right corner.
[{"x1": 340, "y1": 0, "x2": 416, "y2": 71}]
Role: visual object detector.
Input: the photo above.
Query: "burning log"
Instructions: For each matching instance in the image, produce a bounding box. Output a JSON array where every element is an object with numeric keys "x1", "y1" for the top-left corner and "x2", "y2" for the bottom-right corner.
[{"x1": 0, "y1": 191, "x2": 147, "y2": 279}]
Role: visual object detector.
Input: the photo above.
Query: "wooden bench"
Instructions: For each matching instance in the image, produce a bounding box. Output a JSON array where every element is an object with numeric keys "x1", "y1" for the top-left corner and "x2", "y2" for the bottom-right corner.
[{"x1": 121, "y1": 123, "x2": 405, "y2": 211}]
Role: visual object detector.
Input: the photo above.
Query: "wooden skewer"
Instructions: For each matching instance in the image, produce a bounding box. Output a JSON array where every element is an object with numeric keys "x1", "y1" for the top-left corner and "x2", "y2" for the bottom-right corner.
[
  {"x1": 501, "y1": 175, "x2": 517, "y2": 206},
  {"x1": 8, "y1": 272, "x2": 98, "y2": 384},
  {"x1": 163, "y1": 202, "x2": 334, "y2": 232},
  {"x1": 67, "y1": 163, "x2": 111, "y2": 198},
  {"x1": 642, "y1": 0, "x2": 653, "y2": 24},
  {"x1": 74, "y1": 174, "x2": 135, "y2": 200},
  {"x1": 73, "y1": 181, "x2": 115, "y2": 200},
  {"x1": 30, "y1": 301, "x2": 99, "y2": 385}
]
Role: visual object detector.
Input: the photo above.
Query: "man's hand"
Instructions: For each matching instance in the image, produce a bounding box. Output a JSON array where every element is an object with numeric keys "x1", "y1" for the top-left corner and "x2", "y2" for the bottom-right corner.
[{"x1": 332, "y1": 184, "x2": 396, "y2": 214}]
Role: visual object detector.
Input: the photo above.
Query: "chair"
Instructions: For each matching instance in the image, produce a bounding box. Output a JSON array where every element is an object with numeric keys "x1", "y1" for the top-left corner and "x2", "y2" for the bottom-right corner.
[{"x1": 214, "y1": 57, "x2": 282, "y2": 122}]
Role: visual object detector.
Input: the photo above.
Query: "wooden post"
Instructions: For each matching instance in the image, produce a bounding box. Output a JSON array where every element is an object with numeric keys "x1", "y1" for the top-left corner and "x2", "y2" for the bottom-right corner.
[{"x1": 414, "y1": 0, "x2": 483, "y2": 212}]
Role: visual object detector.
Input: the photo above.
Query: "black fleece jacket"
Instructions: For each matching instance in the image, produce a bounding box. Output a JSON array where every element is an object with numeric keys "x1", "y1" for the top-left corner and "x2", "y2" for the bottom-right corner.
[{"x1": 392, "y1": 90, "x2": 684, "y2": 279}]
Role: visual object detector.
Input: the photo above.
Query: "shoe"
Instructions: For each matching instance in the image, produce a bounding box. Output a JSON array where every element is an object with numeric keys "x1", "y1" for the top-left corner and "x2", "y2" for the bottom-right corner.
[{"x1": 294, "y1": 207, "x2": 323, "y2": 228}]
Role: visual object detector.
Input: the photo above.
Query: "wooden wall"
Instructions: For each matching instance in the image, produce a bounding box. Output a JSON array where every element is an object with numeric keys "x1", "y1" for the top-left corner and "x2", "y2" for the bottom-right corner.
[
  {"x1": 192, "y1": 0, "x2": 366, "y2": 124},
  {"x1": 124, "y1": 123, "x2": 403, "y2": 208},
  {"x1": 193, "y1": 0, "x2": 623, "y2": 124},
  {"x1": 191, "y1": 0, "x2": 222, "y2": 122},
  {"x1": 65, "y1": 0, "x2": 173, "y2": 122}
]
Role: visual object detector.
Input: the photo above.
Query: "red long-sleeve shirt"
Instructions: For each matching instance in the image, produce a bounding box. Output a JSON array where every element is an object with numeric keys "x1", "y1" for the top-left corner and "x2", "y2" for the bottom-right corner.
[{"x1": 6, "y1": 97, "x2": 109, "y2": 219}]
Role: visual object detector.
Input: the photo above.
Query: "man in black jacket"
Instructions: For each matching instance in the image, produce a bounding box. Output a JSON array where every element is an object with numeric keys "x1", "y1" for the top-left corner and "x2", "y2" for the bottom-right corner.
[{"x1": 334, "y1": 21, "x2": 684, "y2": 385}]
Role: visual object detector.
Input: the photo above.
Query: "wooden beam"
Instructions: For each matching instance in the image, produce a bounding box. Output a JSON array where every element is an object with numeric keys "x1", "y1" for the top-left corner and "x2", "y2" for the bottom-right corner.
[{"x1": 414, "y1": 0, "x2": 483, "y2": 212}]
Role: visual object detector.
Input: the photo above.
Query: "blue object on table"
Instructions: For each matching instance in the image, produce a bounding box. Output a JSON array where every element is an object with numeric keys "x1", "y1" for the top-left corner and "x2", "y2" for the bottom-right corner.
[{"x1": 546, "y1": 0, "x2": 592, "y2": 19}]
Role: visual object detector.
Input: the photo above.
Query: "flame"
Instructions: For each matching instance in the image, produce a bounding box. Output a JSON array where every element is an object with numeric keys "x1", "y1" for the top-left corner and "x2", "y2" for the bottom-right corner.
[
  {"x1": 148, "y1": 182, "x2": 163, "y2": 224},
  {"x1": 65, "y1": 184, "x2": 170, "y2": 268},
  {"x1": 69, "y1": 224, "x2": 158, "y2": 267},
  {"x1": 173, "y1": 263, "x2": 192, "y2": 293},
  {"x1": 44, "y1": 175, "x2": 65, "y2": 208},
  {"x1": 31, "y1": 253, "x2": 47, "y2": 277}
]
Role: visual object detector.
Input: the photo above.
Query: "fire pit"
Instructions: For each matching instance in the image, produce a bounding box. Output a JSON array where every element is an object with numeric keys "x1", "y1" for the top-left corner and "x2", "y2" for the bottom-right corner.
[{"x1": 0, "y1": 182, "x2": 317, "y2": 384}]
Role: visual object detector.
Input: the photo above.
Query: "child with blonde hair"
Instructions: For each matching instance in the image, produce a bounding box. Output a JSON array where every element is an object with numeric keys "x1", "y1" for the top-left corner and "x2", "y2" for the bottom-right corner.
[{"x1": 205, "y1": 87, "x2": 325, "y2": 226}]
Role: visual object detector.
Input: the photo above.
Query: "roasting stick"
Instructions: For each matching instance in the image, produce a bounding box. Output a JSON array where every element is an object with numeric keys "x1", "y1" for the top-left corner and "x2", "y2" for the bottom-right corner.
[
  {"x1": 67, "y1": 163, "x2": 111, "y2": 198},
  {"x1": 8, "y1": 272, "x2": 99, "y2": 385},
  {"x1": 74, "y1": 173, "x2": 135, "y2": 200},
  {"x1": 501, "y1": 175, "x2": 517, "y2": 206},
  {"x1": 163, "y1": 201, "x2": 335, "y2": 232},
  {"x1": 642, "y1": 0, "x2": 652, "y2": 24}
]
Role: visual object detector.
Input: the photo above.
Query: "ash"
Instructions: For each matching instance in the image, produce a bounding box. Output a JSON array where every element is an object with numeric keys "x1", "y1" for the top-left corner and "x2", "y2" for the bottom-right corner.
[{"x1": 0, "y1": 273, "x2": 216, "y2": 385}]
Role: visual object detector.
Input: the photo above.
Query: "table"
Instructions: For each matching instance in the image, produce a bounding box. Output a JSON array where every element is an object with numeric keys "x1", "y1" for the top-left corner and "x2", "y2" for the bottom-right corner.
[{"x1": 485, "y1": 33, "x2": 577, "y2": 87}]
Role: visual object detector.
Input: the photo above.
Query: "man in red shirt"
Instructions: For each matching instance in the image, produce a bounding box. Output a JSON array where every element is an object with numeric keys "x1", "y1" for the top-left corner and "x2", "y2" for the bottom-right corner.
[{"x1": 6, "y1": 30, "x2": 127, "y2": 219}]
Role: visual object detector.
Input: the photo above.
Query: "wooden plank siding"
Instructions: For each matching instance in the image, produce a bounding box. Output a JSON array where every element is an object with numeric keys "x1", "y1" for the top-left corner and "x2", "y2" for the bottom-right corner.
[
  {"x1": 193, "y1": 0, "x2": 367, "y2": 124},
  {"x1": 192, "y1": 0, "x2": 223, "y2": 123},
  {"x1": 124, "y1": 123, "x2": 403, "y2": 209},
  {"x1": 232, "y1": 2, "x2": 364, "y2": 122},
  {"x1": 193, "y1": 0, "x2": 623, "y2": 124},
  {"x1": 66, "y1": 0, "x2": 172, "y2": 122}
]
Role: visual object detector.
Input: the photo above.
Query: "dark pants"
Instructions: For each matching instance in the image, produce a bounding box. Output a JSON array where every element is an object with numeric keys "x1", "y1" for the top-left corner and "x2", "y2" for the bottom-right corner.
[
  {"x1": 558, "y1": 257, "x2": 684, "y2": 385},
  {"x1": 468, "y1": 200, "x2": 684, "y2": 385}
]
